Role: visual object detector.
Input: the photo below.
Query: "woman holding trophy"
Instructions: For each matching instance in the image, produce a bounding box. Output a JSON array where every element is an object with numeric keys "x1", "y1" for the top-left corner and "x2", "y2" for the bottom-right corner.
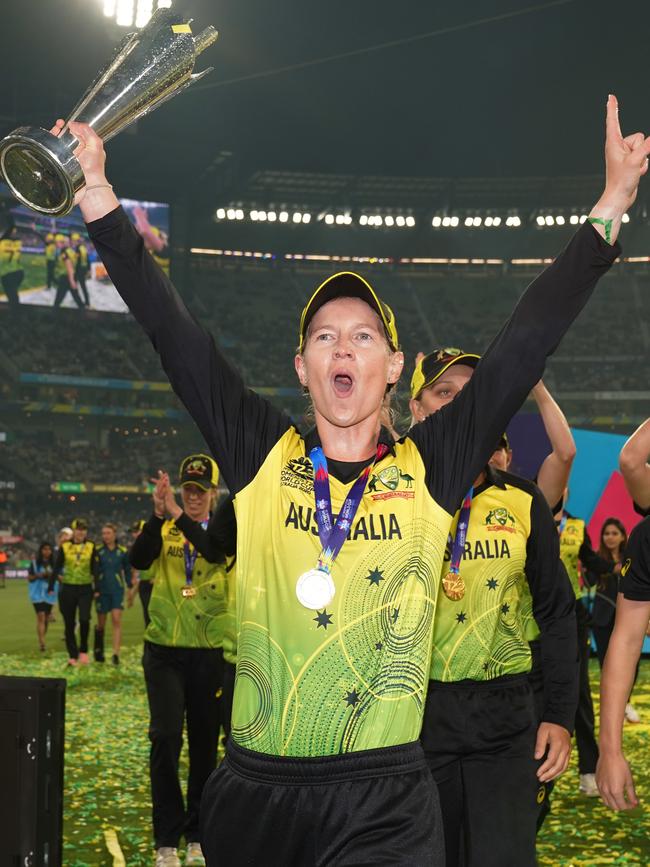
[{"x1": 34, "y1": 93, "x2": 647, "y2": 867}]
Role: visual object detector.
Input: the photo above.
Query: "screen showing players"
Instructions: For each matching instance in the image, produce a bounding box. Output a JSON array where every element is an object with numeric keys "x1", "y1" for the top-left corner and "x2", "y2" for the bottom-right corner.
[{"x1": 0, "y1": 187, "x2": 170, "y2": 312}]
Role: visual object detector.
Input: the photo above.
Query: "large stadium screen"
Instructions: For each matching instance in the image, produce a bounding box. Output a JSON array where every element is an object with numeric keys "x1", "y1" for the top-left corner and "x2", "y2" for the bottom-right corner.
[{"x1": 0, "y1": 186, "x2": 170, "y2": 313}]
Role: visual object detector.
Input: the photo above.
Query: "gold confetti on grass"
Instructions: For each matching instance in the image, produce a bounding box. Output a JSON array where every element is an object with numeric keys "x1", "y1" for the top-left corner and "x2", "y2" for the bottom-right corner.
[{"x1": 1, "y1": 583, "x2": 649, "y2": 867}]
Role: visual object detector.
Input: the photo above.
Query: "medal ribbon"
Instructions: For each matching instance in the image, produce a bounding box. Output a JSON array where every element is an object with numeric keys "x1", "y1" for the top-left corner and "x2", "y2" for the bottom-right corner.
[
  {"x1": 448, "y1": 488, "x2": 474, "y2": 575},
  {"x1": 182, "y1": 519, "x2": 209, "y2": 588},
  {"x1": 557, "y1": 513, "x2": 568, "y2": 535},
  {"x1": 310, "y1": 443, "x2": 389, "y2": 573}
]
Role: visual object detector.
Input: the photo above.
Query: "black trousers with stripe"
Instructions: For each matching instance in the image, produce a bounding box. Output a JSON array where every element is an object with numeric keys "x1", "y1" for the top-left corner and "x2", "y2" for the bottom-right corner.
[
  {"x1": 421, "y1": 674, "x2": 541, "y2": 867},
  {"x1": 200, "y1": 739, "x2": 444, "y2": 866}
]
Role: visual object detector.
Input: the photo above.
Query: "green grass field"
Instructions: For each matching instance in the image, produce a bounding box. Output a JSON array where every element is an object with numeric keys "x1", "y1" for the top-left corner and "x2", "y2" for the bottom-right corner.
[{"x1": 1, "y1": 579, "x2": 649, "y2": 866}]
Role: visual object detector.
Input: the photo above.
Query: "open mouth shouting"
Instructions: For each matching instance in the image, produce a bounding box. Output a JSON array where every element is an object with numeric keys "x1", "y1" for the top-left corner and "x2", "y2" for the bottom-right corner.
[{"x1": 332, "y1": 370, "x2": 354, "y2": 397}]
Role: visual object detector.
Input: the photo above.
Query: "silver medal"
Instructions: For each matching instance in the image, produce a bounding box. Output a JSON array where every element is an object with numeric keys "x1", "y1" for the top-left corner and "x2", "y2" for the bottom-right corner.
[{"x1": 296, "y1": 568, "x2": 336, "y2": 610}]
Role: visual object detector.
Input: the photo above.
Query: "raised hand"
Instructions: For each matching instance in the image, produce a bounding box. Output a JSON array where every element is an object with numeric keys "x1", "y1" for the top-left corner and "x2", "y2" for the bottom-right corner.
[
  {"x1": 150, "y1": 470, "x2": 168, "y2": 518},
  {"x1": 49, "y1": 118, "x2": 116, "y2": 219},
  {"x1": 604, "y1": 94, "x2": 650, "y2": 211}
]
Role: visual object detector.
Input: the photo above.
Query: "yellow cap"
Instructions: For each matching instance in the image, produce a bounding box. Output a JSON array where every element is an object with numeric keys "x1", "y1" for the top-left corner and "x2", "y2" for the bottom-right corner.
[{"x1": 298, "y1": 271, "x2": 399, "y2": 353}]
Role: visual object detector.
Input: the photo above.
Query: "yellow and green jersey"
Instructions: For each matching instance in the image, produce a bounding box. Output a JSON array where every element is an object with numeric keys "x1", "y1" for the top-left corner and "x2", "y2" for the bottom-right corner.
[
  {"x1": 559, "y1": 516, "x2": 586, "y2": 598},
  {"x1": 429, "y1": 469, "x2": 576, "y2": 729},
  {"x1": 53, "y1": 539, "x2": 99, "y2": 586},
  {"x1": 53, "y1": 246, "x2": 77, "y2": 280},
  {"x1": 75, "y1": 243, "x2": 89, "y2": 269},
  {"x1": 88, "y1": 204, "x2": 618, "y2": 757},
  {"x1": 234, "y1": 429, "x2": 448, "y2": 755},
  {"x1": 135, "y1": 517, "x2": 229, "y2": 649},
  {"x1": 45, "y1": 241, "x2": 56, "y2": 262},
  {"x1": 430, "y1": 471, "x2": 534, "y2": 682},
  {"x1": 0, "y1": 238, "x2": 21, "y2": 276}
]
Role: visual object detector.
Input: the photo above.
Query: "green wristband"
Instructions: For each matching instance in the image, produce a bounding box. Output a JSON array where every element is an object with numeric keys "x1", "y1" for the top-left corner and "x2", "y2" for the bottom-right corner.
[{"x1": 587, "y1": 216, "x2": 613, "y2": 244}]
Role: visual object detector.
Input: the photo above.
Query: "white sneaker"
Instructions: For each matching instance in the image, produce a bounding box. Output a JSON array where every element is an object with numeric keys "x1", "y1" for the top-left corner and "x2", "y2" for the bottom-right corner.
[
  {"x1": 184, "y1": 843, "x2": 205, "y2": 866},
  {"x1": 155, "y1": 848, "x2": 181, "y2": 867},
  {"x1": 579, "y1": 773, "x2": 599, "y2": 796},
  {"x1": 625, "y1": 703, "x2": 641, "y2": 724}
]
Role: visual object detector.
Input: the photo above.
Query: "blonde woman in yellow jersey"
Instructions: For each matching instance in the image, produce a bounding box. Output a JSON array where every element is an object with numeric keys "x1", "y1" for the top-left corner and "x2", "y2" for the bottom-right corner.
[
  {"x1": 0, "y1": 226, "x2": 24, "y2": 308},
  {"x1": 410, "y1": 354, "x2": 576, "y2": 866},
  {"x1": 63, "y1": 98, "x2": 649, "y2": 865},
  {"x1": 130, "y1": 454, "x2": 229, "y2": 867}
]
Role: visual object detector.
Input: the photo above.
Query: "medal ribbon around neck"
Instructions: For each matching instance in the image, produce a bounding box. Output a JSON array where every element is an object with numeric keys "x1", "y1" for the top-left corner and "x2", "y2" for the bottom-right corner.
[
  {"x1": 295, "y1": 443, "x2": 389, "y2": 610},
  {"x1": 182, "y1": 518, "x2": 209, "y2": 597},
  {"x1": 442, "y1": 487, "x2": 473, "y2": 601}
]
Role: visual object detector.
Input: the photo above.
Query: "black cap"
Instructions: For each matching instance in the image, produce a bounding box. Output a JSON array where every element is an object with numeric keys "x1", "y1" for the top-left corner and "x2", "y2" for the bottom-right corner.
[
  {"x1": 178, "y1": 454, "x2": 219, "y2": 491},
  {"x1": 410, "y1": 348, "x2": 480, "y2": 399},
  {"x1": 71, "y1": 518, "x2": 87, "y2": 530}
]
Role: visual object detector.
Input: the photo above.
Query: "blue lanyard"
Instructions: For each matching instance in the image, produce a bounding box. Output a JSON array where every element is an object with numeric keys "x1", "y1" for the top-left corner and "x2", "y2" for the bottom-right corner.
[
  {"x1": 310, "y1": 443, "x2": 388, "y2": 573},
  {"x1": 448, "y1": 488, "x2": 474, "y2": 574},
  {"x1": 182, "y1": 519, "x2": 209, "y2": 587}
]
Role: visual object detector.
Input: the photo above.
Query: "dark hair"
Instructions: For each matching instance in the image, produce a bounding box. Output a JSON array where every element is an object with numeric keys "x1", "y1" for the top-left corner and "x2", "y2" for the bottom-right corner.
[
  {"x1": 36, "y1": 541, "x2": 54, "y2": 566},
  {"x1": 597, "y1": 518, "x2": 627, "y2": 589}
]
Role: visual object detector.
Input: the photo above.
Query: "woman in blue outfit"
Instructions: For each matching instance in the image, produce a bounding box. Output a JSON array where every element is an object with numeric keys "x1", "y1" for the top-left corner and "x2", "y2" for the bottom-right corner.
[{"x1": 28, "y1": 541, "x2": 58, "y2": 652}]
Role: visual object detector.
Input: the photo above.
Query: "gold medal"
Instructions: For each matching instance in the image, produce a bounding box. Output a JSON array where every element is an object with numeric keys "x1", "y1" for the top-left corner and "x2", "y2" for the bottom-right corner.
[
  {"x1": 181, "y1": 584, "x2": 196, "y2": 598},
  {"x1": 442, "y1": 571, "x2": 465, "y2": 601}
]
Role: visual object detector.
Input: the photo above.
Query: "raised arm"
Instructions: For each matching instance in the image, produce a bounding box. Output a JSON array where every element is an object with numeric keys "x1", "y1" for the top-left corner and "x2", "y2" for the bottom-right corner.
[
  {"x1": 532, "y1": 382, "x2": 576, "y2": 508},
  {"x1": 411, "y1": 96, "x2": 650, "y2": 513},
  {"x1": 619, "y1": 418, "x2": 650, "y2": 511},
  {"x1": 54, "y1": 120, "x2": 292, "y2": 494}
]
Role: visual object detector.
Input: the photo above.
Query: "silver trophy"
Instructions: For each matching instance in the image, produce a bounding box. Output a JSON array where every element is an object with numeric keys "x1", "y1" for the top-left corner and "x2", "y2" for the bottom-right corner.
[{"x1": 0, "y1": 8, "x2": 218, "y2": 216}]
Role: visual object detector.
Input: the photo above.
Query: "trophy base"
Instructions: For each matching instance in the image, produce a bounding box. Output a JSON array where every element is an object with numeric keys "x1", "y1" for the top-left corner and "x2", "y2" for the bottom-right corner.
[{"x1": 0, "y1": 126, "x2": 78, "y2": 217}]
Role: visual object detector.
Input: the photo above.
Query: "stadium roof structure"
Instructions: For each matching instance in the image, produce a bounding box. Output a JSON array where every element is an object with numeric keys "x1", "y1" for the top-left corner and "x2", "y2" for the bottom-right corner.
[{"x1": 237, "y1": 170, "x2": 605, "y2": 211}]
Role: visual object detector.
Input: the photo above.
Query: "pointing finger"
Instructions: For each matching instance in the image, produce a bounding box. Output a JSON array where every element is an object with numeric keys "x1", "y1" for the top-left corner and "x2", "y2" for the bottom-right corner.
[{"x1": 605, "y1": 93, "x2": 623, "y2": 145}]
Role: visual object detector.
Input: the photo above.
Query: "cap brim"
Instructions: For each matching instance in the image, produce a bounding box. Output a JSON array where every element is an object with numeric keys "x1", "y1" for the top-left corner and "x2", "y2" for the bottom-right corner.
[
  {"x1": 180, "y1": 479, "x2": 212, "y2": 492},
  {"x1": 300, "y1": 272, "x2": 395, "y2": 351},
  {"x1": 413, "y1": 353, "x2": 481, "y2": 398}
]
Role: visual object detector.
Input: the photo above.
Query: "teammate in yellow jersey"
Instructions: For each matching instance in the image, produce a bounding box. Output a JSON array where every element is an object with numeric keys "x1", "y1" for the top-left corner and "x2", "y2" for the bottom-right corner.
[
  {"x1": 0, "y1": 226, "x2": 24, "y2": 308},
  {"x1": 70, "y1": 231, "x2": 91, "y2": 307},
  {"x1": 52, "y1": 233, "x2": 84, "y2": 309},
  {"x1": 60, "y1": 96, "x2": 650, "y2": 865},
  {"x1": 50, "y1": 518, "x2": 100, "y2": 666},
  {"x1": 129, "y1": 455, "x2": 229, "y2": 867},
  {"x1": 410, "y1": 355, "x2": 577, "y2": 866}
]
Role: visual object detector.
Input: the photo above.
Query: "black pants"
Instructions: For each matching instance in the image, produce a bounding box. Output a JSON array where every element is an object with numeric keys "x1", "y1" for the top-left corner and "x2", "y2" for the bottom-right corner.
[
  {"x1": 575, "y1": 602, "x2": 599, "y2": 774},
  {"x1": 58, "y1": 583, "x2": 93, "y2": 658},
  {"x1": 139, "y1": 579, "x2": 153, "y2": 627},
  {"x1": 421, "y1": 675, "x2": 540, "y2": 867},
  {"x1": 1, "y1": 269, "x2": 23, "y2": 307},
  {"x1": 75, "y1": 264, "x2": 90, "y2": 306},
  {"x1": 46, "y1": 259, "x2": 55, "y2": 288},
  {"x1": 528, "y1": 642, "x2": 554, "y2": 831},
  {"x1": 201, "y1": 739, "x2": 443, "y2": 866},
  {"x1": 143, "y1": 642, "x2": 224, "y2": 849},
  {"x1": 53, "y1": 274, "x2": 84, "y2": 308}
]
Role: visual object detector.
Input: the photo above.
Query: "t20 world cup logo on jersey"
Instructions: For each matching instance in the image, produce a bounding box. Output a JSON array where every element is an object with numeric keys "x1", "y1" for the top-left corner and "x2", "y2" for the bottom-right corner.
[
  {"x1": 368, "y1": 466, "x2": 415, "y2": 501},
  {"x1": 281, "y1": 456, "x2": 314, "y2": 493},
  {"x1": 485, "y1": 508, "x2": 517, "y2": 533}
]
